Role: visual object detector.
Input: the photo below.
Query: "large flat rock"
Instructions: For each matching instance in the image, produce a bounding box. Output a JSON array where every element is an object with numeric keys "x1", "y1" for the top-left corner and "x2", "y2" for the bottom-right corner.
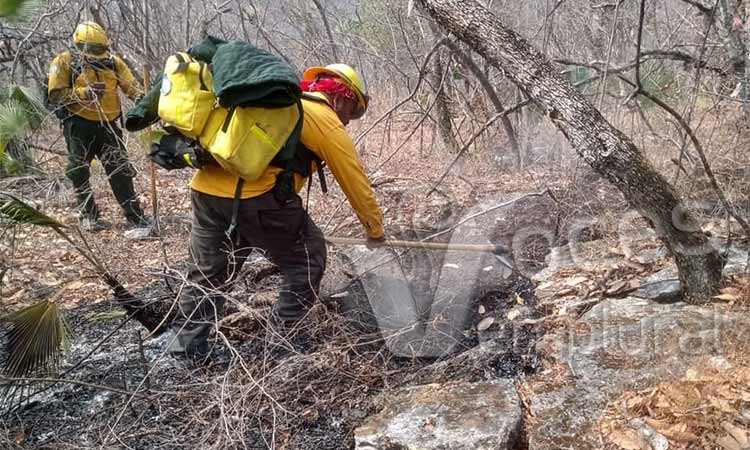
[
  {"x1": 525, "y1": 297, "x2": 750, "y2": 449},
  {"x1": 355, "y1": 380, "x2": 522, "y2": 450}
]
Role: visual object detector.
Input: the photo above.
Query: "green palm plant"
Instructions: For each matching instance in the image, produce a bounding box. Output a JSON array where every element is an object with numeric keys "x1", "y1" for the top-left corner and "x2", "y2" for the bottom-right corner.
[
  {"x1": 8, "y1": 85, "x2": 46, "y2": 129},
  {"x1": 0, "y1": 85, "x2": 46, "y2": 174},
  {"x1": 0, "y1": 0, "x2": 46, "y2": 22},
  {"x1": 0, "y1": 100, "x2": 30, "y2": 165},
  {"x1": 0, "y1": 194, "x2": 166, "y2": 378}
]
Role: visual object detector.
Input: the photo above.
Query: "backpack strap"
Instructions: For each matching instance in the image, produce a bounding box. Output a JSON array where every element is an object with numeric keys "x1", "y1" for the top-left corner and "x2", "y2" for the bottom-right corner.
[
  {"x1": 305, "y1": 152, "x2": 328, "y2": 210},
  {"x1": 227, "y1": 177, "x2": 244, "y2": 241},
  {"x1": 172, "y1": 52, "x2": 209, "y2": 91},
  {"x1": 172, "y1": 53, "x2": 191, "y2": 74},
  {"x1": 274, "y1": 99, "x2": 305, "y2": 162},
  {"x1": 269, "y1": 99, "x2": 328, "y2": 200},
  {"x1": 198, "y1": 63, "x2": 209, "y2": 91}
]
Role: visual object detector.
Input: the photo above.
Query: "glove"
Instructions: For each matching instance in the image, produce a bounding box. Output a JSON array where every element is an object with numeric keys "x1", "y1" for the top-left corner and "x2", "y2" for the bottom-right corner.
[
  {"x1": 149, "y1": 134, "x2": 212, "y2": 171},
  {"x1": 149, "y1": 145, "x2": 184, "y2": 170},
  {"x1": 366, "y1": 235, "x2": 386, "y2": 250}
]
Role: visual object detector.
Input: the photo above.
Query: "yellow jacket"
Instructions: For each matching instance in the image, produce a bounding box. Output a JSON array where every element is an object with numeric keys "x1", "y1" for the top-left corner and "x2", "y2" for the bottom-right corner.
[
  {"x1": 190, "y1": 95, "x2": 385, "y2": 239},
  {"x1": 48, "y1": 50, "x2": 142, "y2": 122}
]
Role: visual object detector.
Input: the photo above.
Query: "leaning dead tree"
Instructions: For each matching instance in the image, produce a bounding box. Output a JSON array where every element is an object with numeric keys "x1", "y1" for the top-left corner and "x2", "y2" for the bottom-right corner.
[{"x1": 416, "y1": 0, "x2": 723, "y2": 303}]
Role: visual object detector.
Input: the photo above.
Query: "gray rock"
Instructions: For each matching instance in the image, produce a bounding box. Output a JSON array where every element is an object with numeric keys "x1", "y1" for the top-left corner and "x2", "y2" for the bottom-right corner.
[
  {"x1": 721, "y1": 243, "x2": 749, "y2": 275},
  {"x1": 632, "y1": 266, "x2": 680, "y2": 302},
  {"x1": 630, "y1": 418, "x2": 669, "y2": 450},
  {"x1": 632, "y1": 246, "x2": 668, "y2": 265},
  {"x1": 526, "y1": 297, "x2": 750, "y2": 450},
  {"x1": 123, "y1": 225, "x2": 155, "y2": 240},
  {"x1": 534, "y1": 240, "x2": 622, "y2": 282},
  {"x1": 355, "y1": 380, "x2": 521, "y2": 450},
  {"x1": 403, "y1": 339, "x2": 510, "y2": 386},
  {"x1": 537, "y1": 239, "x2": 747, "y2": 287},
  {"x1": 631, "y1": 244, "x2": 749, "y2": 302}
]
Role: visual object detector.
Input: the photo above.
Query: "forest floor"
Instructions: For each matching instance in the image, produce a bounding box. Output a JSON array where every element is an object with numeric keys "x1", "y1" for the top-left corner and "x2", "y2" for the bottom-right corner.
[{"x1": 1, "y1": 114, "x2": 750, "y2": 449}]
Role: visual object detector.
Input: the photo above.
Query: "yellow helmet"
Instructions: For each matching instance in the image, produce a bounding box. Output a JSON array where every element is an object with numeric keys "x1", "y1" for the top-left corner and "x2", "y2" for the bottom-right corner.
[
  {"x1": 303, "y1": 63, "x2": 369, "y2": 119},
  {"x1": 73, "y1": 21, "x2": 110, "y2": 47}
]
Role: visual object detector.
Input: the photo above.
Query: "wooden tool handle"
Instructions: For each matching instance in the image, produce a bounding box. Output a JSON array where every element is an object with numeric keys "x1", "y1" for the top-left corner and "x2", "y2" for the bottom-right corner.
[
  {"x1": 325, "y1": 236, "x2": 509, "y2": 255},
  {"x1": 143, "y1": 66, "x2": 159, "y2": 233}
]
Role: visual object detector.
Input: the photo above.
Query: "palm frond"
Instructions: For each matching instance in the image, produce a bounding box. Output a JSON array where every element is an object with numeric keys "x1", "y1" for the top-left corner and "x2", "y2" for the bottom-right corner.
[
  {"x1": 9, "y1": 86, "x2": 46, "y2": 129},
  {"x1": 0, "y1": 192, "x2": 65, "y2": 228},
  {"x1": 0, "y1": 0, "x2": 46, "y2": 22},
  {"x1": 0, "y1": 99, "x2": 31, "y2": 144},
  {"x1": 3, "y1": 299, "x2": 71, "y2": 377}
]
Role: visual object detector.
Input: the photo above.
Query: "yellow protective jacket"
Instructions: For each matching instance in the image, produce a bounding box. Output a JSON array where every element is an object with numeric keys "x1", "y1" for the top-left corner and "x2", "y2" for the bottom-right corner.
[
  {"x1": 48, "y1": 50, "x2": 142, "y2": 122},
  {"x1": 190, "y1": 94, "x2": 385, "y2": 239}
]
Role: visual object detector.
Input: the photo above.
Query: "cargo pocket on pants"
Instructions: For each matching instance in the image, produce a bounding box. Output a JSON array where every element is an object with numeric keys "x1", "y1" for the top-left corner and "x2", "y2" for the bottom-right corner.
[{"x1": 258, "y1": 207, "x2": 306, "y2": 239}]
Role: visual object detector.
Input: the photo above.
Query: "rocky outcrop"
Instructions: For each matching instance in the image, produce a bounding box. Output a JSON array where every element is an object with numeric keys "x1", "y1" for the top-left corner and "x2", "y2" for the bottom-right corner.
[
  {"x1": 355, "y1": 380, "x2": 522, "y2": 450},
  {"x1": 525, "y1": 297, "x2": 750, "y2": 449}
]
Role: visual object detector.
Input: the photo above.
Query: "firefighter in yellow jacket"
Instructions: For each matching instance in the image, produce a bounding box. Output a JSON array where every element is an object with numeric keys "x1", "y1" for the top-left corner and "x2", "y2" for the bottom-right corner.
[
  {"x1": 169, "y1": 64, "x2": 385, "y2": 359},
  {"x1": 48, "y1": 22, "x2": 149, "y2": 230}
]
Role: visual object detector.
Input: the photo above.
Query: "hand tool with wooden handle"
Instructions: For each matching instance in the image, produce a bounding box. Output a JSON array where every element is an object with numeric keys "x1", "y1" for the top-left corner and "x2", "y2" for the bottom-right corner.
[
  {"x1": 325, "y1": 236, "x2": 511, "y2": 255},
  {"x1": 143, "y1": 65, "x2": 159, "y2": 234}
]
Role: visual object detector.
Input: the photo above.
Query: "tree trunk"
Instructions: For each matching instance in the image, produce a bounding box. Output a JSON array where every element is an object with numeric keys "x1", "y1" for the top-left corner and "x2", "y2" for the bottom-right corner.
[
  {"x1": 416, "y1": 0, "x2": 722, "y2": 303},
  {"x1": 714, "y1": 0, "x2": 746, "y2": 99},
  {"x1": 745, "y1": 0, "x2": 750, "y2": 110},
  {"x1": 185, "y1": 0, "x2": 191, "y2": 49},
  {"x1": 429, "y1": 24, "x2": 460, "y2": 153}
]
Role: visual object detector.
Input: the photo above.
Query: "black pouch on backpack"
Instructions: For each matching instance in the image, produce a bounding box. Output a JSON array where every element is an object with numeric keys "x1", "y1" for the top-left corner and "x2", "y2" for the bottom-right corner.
[{"x1": 149, "y1": 133, "x2": 214, "y2": 170}]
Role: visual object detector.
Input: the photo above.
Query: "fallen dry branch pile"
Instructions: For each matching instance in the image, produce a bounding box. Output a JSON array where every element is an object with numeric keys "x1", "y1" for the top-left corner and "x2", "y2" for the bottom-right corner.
[
  {"x1": 0, "y1": 296, "x2": 484, "y2": 449},
  {"x1": 173, "y1": 308, "x2": 407, "y2": 450}
]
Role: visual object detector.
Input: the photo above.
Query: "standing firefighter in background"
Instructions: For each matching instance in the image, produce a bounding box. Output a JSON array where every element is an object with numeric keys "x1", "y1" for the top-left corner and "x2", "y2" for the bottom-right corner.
[
  {"x1": 168, "y1": 62, "x2": 385, "y2": 360},
  {"x1": 48, "y1": 22, "x2": 150, "y2": 231}
]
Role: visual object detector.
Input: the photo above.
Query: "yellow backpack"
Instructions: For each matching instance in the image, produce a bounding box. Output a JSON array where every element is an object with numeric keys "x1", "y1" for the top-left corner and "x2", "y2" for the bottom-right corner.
[
  {"x1": 199, "y1": 103, "x2": 302, "y2": 183},
  {"x1": 157, "y1": 52, "x2": 303, "y2": 183},
  {"x1": 158, "y1": 53, "x2": 215, "y2": 140}
]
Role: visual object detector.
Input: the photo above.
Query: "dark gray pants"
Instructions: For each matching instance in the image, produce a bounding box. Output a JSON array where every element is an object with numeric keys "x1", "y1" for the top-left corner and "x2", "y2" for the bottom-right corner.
[
  {"x1": 63, "y1": 115, "x2": 144, "y2": 222},
  {"x1": 169, "y1": 189, "x2": 327, "y2": 355}
]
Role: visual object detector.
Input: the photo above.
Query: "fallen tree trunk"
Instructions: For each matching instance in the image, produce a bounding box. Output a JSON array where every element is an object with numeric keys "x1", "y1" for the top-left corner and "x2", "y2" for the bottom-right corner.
[{"x1": 416, "y1": 0, "x2": 722, "y2": 302}]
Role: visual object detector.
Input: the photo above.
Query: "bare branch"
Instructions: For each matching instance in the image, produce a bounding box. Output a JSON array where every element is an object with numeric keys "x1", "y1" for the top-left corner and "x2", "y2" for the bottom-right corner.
[
  {"x1": 678, "y1": 0, "x2": 714, "y2": 14},
  {"x1": 354, "y1": 38, "x2": 448, "y2": 146},
  {"x1": 632, "y1": 0, "x2": 750, "y2": 243},
  {"x1": 311, "y1": 0, "x2": 340, "y2": 60},
  {"x1": 444, "y1": 39, "x2": 522, "y2": 164}
]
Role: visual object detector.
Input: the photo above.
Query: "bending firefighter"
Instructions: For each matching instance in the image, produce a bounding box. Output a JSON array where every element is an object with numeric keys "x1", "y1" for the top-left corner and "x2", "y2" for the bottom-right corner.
[
  {"x1": 168, "y1": 63, "x2": 383, "y2": 359},
  {"x1": 48, "y1": 22, "x2": 150, "y2": 231}
]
